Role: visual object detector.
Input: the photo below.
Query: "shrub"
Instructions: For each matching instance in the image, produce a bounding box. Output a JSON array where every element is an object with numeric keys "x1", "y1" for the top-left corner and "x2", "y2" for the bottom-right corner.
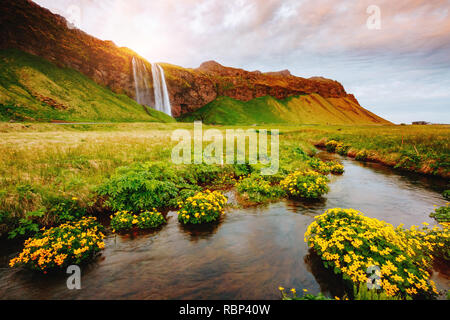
[
  {"x1": 430, "y1": 204, "x2": 450, "y2": 224},
  {"x1": 355, "y1": 150, "x2": 369, "y2": 161},
  {"x1": 336, "y1": 144, "x2": 351, "y2": 156},
  {"x1": 308, "y1": 158, "x2": 330, "y2": 174},
  {"x1": 280, "y1": 170, "x2": 329, "y2": 199},
  {"x1": 325, "y1": 140, "x2": 340, "y2": 152},
  {"x1": 233, "y1": 163, "x2": 253, "y2": 177},
  {"x1": 308, "y1": 158, "x2": 344, "y2": 175},
  {"x1": 97, "y1": 163, "x2": 180, "y2": 212},
  {"x1": 110, "y1": 209, "x2": 165, "y2": 233},
  {"x1": 293, "y1": 147, "x2": 310, "y2": 160},
  {"x1": 47, "y1": 197, "x2": 87, "y2": 223},
  {"x1": 279, "y1": 287, "x2": 333, "y2": 300},
  {"x1": 305, "y1": 208, "x2": 448, "y2": 298},
  {"x1": 8, "y1": 209, "x2": 45, "y2": 239},
  {"x1": 443, "y1": 190, "x2": 450, "y2": 200},
  {"x1": 328, "y1": 162, "x2": 345, "y2": 174},
  {"x1": 236, "y1": 175, "x2": 285, "y2": 203},
  {"x1": 352, "y1": 283, "x2": 405, "y2": 300},
  {"x1": 9, "y1": 217, "x2": 105, "y2": 272},
  {"x1": 190, "y1": 164, "x2": 223, "y2": 185},
  {"x1": 178, "y1": 190, "x2": 227, "y2": 224}
]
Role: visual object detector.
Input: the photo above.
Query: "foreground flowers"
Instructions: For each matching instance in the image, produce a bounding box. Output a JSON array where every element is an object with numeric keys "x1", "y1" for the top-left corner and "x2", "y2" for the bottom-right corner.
[
  {"x1": 178, "y1": 190, "x2": 227, "y2": 224},
  {"x1": 110, "y1": 209, "x2": 165, "y2": 233},
  {"x1": 9, "y1": 217, "x2": 105, "y2": 272},
  {"x1": 305, "y1": 208, "x2": 449, "y2": 299},
  {"x1": 308, "y1": 158, "x2": 344, "y2": 175},
  {"x1": 280, "y1": 170, "x2": 329, "y2": 199}
]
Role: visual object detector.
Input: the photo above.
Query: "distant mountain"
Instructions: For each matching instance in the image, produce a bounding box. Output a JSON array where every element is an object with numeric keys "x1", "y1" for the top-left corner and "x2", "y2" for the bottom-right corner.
[{"x1": 0, "y1": 0, "x2": 391, "y2": 125}]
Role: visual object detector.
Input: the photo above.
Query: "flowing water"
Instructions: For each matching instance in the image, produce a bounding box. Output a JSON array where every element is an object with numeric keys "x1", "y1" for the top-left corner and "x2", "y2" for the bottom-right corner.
[
  {"x1": 0, "y1": 153, "x2": 448, "y2": 300},
  {"x1": 151, "y1": 63, "x2": 172, "y2": 117},
  {"x1": 131, "y1": 57, "x2": 172, "y2": 117}
]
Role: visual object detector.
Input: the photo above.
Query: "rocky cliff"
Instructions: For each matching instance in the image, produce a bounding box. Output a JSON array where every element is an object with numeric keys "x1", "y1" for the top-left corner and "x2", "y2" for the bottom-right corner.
[
  {"x1": 0, "y1": 0, "x2": 386, "y2": 123},
  {"x1": 163, "y1": 61, "x2": 361, "y2": 117},
  {"x1": 0, "y1": 0, "x2": 138, "y2": 97}
]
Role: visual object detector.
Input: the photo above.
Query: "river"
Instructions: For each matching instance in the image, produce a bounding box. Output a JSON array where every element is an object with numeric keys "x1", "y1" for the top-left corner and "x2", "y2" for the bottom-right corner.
[{"x1": 0, "y1": 152, "x2": 448, "y2": 299}]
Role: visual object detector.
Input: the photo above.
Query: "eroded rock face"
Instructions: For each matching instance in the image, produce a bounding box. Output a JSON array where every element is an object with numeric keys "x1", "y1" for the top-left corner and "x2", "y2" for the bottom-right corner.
[
  {"x1": 164, "y1": 60, "x2": 358, "y2": 117},
  {"x1": 0, "y1": 0, "x2": 138, "y2": 99},
  {"x1": 0, "y1": 0, "x2": 361, "y2": 118}
]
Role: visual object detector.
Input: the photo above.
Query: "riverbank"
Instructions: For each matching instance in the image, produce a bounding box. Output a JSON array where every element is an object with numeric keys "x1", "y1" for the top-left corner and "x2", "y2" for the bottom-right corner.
[
  {"x1": 309, "y1": 125, "x2": 449, "y2": 179},
  {"x1": 0, "y1": 152, "x2": 447, "y2": 299},
  {"x1": 0, "y1": 123, "x2": 448, "y2": 238}
]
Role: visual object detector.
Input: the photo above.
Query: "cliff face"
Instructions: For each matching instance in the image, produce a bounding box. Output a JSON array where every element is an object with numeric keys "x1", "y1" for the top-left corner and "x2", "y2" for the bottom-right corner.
[
  {"x1": 0, "y1": 0, "x2": 138, "y2": 97},
  {"x1": 1, "y1": 0, "x2": 376, "y2": 121},
  {"x1": 163, "y1": 61, "x2": 359, "y2": 117}
]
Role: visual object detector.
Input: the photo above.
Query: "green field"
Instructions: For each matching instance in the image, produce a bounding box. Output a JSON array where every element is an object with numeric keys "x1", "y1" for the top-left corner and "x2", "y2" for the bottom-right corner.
[
  {"x1": 0, "y1": 49, "x2": 174, "y2": 123},
  {"x1": 0, "y1": 122, "x2": 448, "y2": 238}
]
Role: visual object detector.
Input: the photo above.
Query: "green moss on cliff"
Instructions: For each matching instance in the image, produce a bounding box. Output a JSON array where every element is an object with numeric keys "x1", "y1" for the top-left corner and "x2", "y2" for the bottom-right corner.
[
  {"x1": 0, "y1": 49, "x2": 174, "y2": 123},
  {"x1": 178, "y1": 94, "x2": 389, "y2": 125}
]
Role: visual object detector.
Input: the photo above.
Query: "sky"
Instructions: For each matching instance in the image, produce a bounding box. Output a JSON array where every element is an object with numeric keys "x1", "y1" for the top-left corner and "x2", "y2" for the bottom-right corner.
[{"x1": 33, "y1": 0, "x2": 450, "y2": 124}]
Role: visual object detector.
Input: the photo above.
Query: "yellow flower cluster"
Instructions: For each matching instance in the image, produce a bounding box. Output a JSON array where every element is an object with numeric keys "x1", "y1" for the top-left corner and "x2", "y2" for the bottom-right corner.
[
  {"x1": 308, "y1": 158, "x2": 345, "y2": 175},
  {"x1": 178, "y1": 190, "x2": 227, "y2": 224},
  {"x1": 305, "y1": 208, "x2": 448, "y2": 298},
  {"x1": 280, "y1": 170, "x2": 329, "y2": 199},
  {"x1": 110, "y1": 209, "x2": 165, "y2": 232},
  {"x1": 9, "y1": 217, "x2": 105, "y2": 272}
]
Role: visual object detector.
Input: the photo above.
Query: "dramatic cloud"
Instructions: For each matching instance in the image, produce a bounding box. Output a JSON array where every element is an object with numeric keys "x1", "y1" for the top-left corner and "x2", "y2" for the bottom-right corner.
[{"x1": 34, "y1": 0, "x2": 450, "y2": 123}]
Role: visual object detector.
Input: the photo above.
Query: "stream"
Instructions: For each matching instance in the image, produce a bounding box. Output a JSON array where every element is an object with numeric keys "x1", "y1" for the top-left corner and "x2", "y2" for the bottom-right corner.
[{"x1": 0, "y1": 152, "x2": 448, "y2": 300}]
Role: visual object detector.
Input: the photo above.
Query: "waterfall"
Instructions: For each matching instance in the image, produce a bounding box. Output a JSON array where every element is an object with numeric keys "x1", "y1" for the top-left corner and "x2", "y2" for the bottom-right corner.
[
  {"x1": 131, "y1": 57, "x2": 172, "y2": 117},
  {"x1": 151, "y1": 63, "x2": 172, "y2": 117}
]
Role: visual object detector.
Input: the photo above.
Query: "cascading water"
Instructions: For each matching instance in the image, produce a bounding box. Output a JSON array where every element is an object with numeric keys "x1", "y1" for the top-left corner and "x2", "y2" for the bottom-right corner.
[
  {"x1": 152, "y1": 63, "x2": 172, "y2": 117},
  {"x1": 131, "y1": 57, "x2": 172, "y2": 117}
]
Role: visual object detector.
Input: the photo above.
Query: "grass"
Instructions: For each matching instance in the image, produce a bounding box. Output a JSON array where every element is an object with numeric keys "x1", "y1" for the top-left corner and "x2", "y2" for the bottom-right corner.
[
  {"x1": 0, "y1": 49, "x2": 174, "y2": 123},
  {"x1": 178, "y1": 95, "x2": 390, "y2": 125},
  {"x1": 308, "y1": 125, "x2": 449, "y2": 177},
  {"x1": 0, "y1": 122, "x2": 448, "y2": 238}
]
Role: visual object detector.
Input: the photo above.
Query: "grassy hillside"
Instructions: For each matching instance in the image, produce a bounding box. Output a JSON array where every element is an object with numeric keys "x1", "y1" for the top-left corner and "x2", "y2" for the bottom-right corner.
[
  {"x1": 179, "y1": 95, "x2": 390, "y2": 125},
  {"x1": 0, "y1": 49, "x2": 174, "y2": 123}
]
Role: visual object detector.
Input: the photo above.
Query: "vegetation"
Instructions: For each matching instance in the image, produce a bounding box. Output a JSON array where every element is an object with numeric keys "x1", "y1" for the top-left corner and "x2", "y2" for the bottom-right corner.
[
  {"x1": 177, "y1": 190, "x2": 227, "y2": 224},
  {"x1": 280, "y1": 170, "x2": 329, "y2": 199},
  {"x1": 110, "y1": 209, "x2": 165, "y2": 233},
  {"x1": 430, "y1": 204, "x2": 450, "y2": 224},
  {"x1": 0, "y1": 122, "x2": 447, "y2": 239},
  {"x1": 0, "y1": 49, "x2": 174, "y2": 123},
  {"x1": 236, "y1": 174, "x2": 285, "y2": 203},
  {"x1": 279, "y1": 287, "x2": 333, "y2": 300},
  {"x1": 179, "y1": 94, "x2": 389, "y2": 125},
  {"x1": 9, "y1": 217, "x2": 105, "y2": 272},
  {"x1": 313, "y1": 126, "x2": 449, "y2": 177},
  {"x1": 305, "y1": 208, "x2": 449, "y2": 298},
  {"x1": 308, "y1": 157, "x2": 344, "y2": 175}
]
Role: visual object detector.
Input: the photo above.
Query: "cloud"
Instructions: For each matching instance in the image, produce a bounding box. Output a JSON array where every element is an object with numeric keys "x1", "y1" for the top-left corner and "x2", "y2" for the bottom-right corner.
[{"x1": 33, "y1": 0, "x2": 450, "y2": 123}]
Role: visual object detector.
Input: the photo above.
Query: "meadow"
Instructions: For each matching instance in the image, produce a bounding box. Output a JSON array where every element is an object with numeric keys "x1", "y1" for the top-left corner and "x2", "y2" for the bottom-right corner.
[{"x1": 0, "y1": 122, "x2": 448, "y2": 238}]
